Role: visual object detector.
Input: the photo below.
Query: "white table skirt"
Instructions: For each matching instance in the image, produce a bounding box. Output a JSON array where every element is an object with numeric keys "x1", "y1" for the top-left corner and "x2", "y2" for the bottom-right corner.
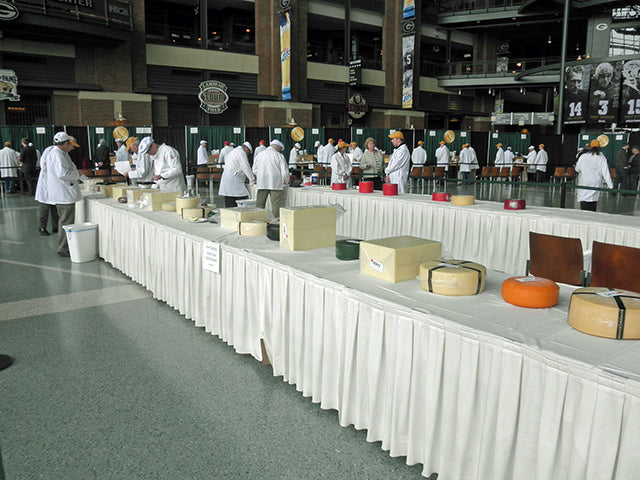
[
  {"x1": 87, "y1": 198, "x2": 640, "y2": 480},
  {"x1": 285, "y1": 187, "x2": 640, "y2": 276}
]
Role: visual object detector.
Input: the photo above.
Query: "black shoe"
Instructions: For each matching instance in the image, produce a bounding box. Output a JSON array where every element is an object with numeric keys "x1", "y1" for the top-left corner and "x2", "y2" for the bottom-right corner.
[
  {"x1": 57, "y1": 251, "x2": 70, "y2": 257},
  {"x1": 52, "y1": 228, "x2": 59, "y2": 234},
  {"x1": 39, "y1": 227, "x2": 49, "y2": 236}
]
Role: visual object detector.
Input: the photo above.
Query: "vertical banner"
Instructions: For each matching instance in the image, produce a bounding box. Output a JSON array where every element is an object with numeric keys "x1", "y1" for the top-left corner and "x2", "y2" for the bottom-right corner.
[
  {"x1": 280, "y1": 12, "x2": 291, "y2": 101},
  {"x1": 564, "y1": 64, "x2": 592, "y2": 124},
  {"x1": 587, "y1": 61, "x2": 622, "y2": 123},
  {"x1": 402, "y1": 35, "x2": 414, "y2": 109},
  {"x1": 621, "y1": 59, "x2": 640, "y2": 123},
  {"x1": 403, "y1": 0, "x2": 415, "y2": 19}
]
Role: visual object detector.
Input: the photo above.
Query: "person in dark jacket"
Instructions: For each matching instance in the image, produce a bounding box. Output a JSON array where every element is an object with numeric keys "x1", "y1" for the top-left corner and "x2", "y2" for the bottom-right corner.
[
  {"x1": 614, "y1": 143, "x2": 630, "y2": 191},
  {"x1": 94, "y1": 138, "x2": 110, "y2": 169},
  {"x1": 20, "y1": 138, "x2": 38, "y2": 195}
]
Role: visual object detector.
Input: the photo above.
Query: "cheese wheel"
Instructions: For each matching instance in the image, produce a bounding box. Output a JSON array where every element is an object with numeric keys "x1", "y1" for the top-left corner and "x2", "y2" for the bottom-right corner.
[
  {"x1": 383, "y1": 183, "x2": 398, "y2": 196},
  {"x1": 332, "y1": 183, "x2": 347, "y2": 190},
  {"x1": 336, "y1": 239, "x2": 362, "y2": 261},
  {"x1": 240, "y1": 221, "x2": 267, "y2": 236},
  {"x1": 504, "y1": 199, "x2": 526, "y2": 210},
  {"x1": 418, "y1": 260, "x2": 486, "y2": 296},
  {"x1": 432, "y1": 192, "x2": 451, "y2": 202},
  {"x1": 176, "y1": 196, "x2": 200, "y2": 214},
  {"x1": 451, "y1": 195, "x2": 475, "y2": 206},
  {"x1": 162, "y1": 202, "x2": 176, "y2": 212},
  {"x1": 181, "y1": 206, "x2": 213, "y2": 219},
  {"x1": 501, "y1": 276, "x2": 559, "y2": 308},
  {"x1": 359, "y1": 181, "x2": 374, "y2": 193},
  {"x1": 568, "y1": 287, "x2": 640, "y2": 339}
]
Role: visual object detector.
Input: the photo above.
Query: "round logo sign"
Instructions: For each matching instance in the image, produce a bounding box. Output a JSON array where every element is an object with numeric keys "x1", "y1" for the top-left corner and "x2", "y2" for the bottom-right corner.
[
  {"x1": 113, "y1": 126, "x2": 129, "y2": 142},
  {"x1": 198, "y1": 81, "x2": 229, "y2": 115},
  {"x1": 0, "y1": 1, "x2": 19, "y2": 21},
  {"x1": 290, "y1": 127, "x2": 304, "y2": 142},
  {"x1": 443, "y1": 130, "x2": 456, "y2": 143},
  {"x1": 596, "y1": 134, "x2": 610, "y2": 147}
]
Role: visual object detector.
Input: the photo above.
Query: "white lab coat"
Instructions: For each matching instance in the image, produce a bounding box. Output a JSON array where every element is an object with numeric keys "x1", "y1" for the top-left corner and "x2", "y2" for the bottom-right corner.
[
  {"x1": 35, "y1": 146, "x2": 55, "y2": 204},
  {"x1": 504, "y1": 150, "x2": 515, "y2": 166},
  {"x1": 219, "y1": 145, "x2": 234, "y2": 164},
  {"x1": 330, "y1": 151, "x2": 352, "y2": 187},
  {"x1": 318, "y1": 143, "x2": 335, "y2": 165},
  {"x1": 46, "y1": 146, "x2": 82, "y2": 204},
  {"x1": 535, "y1": 149, "x2": 548, "y2": 172},
  {"x1": 575, "y1": 152, "x2": 613, "y2": 202},
  {"x1": 349, "y1": 146, "x2": 363, "y2": 162},
  {"x1": 129, "y1": 152, "x2": 154, "y2": 182},
  {"x1": 289, "y1": 147, "x2": 300, "y2": 167},
  {"x1": 495, "y1": 147, "x2": 505, "y2": 166},
  {"x1": 115, "y1": 144, "x2": 128, "y2": 163},
  {"x1": 252, "y1": 146, "x2": 289, "y2": 190},
  {"x1": 219, "y1": 146, "x2": 255, "y2": 197},
  {"x1": 0, "y1": 146, "x2": 19, "y2": 178},
  {"x1": 152, "y1": 144, "x2": 186, "y2": 192},
  {"x1": 385, "y1": 143, "x2": 410, "y2": 194},
  {"x1": 411, "y1": 146, "x2": 427, "y2": 165},
  {"x1": 459, "y1": 147, "x2": 473, "y2": 172},
  {"x1": 197, "y1": 145, "x2": 209, "y2": 165},
  {"x1": 435, "y1": 145, "x2": 450, "y2": 171},
  {"x1": 468, "y1": 146, "x2": 479, "y2": 170},
  {"x1": 525, "y1": 150, "x2": 537, "y2": 172},
  {"x1": 253, "y1": 145, "x2": 267, "y2": 159}
]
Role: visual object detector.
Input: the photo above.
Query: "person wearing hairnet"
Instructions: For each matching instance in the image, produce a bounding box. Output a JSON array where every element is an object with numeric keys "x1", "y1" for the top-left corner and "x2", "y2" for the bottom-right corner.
[
  {"x1": 197, "y1": 140, "x2": 209, "y2": 166},
  {"x1": 252, "y1": 139, "x2": 289, "y2": 217},
  {"x1": 385, "y1": 131, "x2": 410, "y2": 194},
  {"x1": 146, "y1": 138, "x2": 186, "y2": 192},
  {"x1": 219, "y1": 142, "x2": 255, "y2": 208}
]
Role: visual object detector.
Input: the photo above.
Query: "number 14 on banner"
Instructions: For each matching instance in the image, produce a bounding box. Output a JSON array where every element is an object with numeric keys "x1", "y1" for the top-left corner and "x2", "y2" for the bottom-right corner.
[{"x1": 203, "y1": 241, "x2": 221, "y2": 273}]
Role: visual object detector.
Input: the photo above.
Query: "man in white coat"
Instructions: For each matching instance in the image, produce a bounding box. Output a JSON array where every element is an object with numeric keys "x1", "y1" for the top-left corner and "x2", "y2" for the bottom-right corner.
[
  {"x1": 34, "y1": 145, "x2": 59, "y2": 235},
  {"x1": 218, "y1": 141, "x2": 234, "y2": 164},
  {"x1": 197, "y1": 140, "x2": 209, "y2": 166},
  {"x1": 253, "y1": 140, "x2": 267, "y2": 159},
  {"x1": 219, "y1": 142, "x2": 255, "y2": 208},
  {"x1": 45, "y1": 132, "x2": 82, "y2": 257},
  {"x1": 115, "y1": 138, "x2": 128, "y2": 163},
  {"x1": 348, "y1": 142, "x2": 363, "y2": 162},
  {"x1": 575, "y1": 139, "x2": 613, "y2": 211},
  {"x1": 504, "y1": 146, "x2": 515, "y2": 167},
  {"x1": 317, "y1": 138, "x2": 336, "y2": 165},
  {"x1": 494, "y1": 143, "x2": 505, "y2": 166},
  {"x1": 289, "y1": 143, "x2": 301, "y2": 168},
  {"x1": 253, "y1": 139, "x2": 289, "y2": 217},
  {"x1": 535, "y1": 143, "x2": 548, "y2": 182},
  {"x1": 147, "y1": 138, "x2": 186, "y2": 193},
  {"x1": 459, "y1": 144, "x2": 474, "y2": 180},
  {"x1": 385, "y1": 131, "x2": 410, "y2": 194},
  {"x1": 411, "y1": 140, "x2": 427, "y2": 165},
  {"x1": 435, "y1": 140, "x2": 450, "y2": 172},
  {"x1": 127, "y1": 137, "x2": 154, "y2": 183},
  {"x1": 525, "y1": 145, "x2": 537, "y2": 181},
  {"x1": 0, "y1": 141, "x2": 19, "y2": 193}
]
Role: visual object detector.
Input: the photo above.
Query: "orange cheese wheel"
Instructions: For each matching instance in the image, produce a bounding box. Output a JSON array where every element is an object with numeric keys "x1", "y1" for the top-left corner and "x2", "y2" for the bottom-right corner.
[{"x1": 501, "y1": 276, "x2": 559, "y2": 308}]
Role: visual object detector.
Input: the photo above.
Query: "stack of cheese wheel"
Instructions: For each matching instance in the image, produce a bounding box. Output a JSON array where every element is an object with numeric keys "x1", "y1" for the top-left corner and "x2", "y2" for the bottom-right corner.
[
  {"x1": 266, "y1": 223, "x2": 279, "y2": 241},
  {"x1": 332, "y1": 183, "x2": 347, "y2": 191},
  {"x1": 501, "y1": 276, "x2": 559, "y2": 308},
  {"x1": 240, "y1": 221, "x2": 267, "y2": 237},
  {"x1": 451, "y1": 195, "x2": 475, "y2": 206},
  {"x1": 418, "y1": 260, "x2": 486, "y2": 296},
  {"x1": 176, "y1": 196, "x2": 200, "y2": 215},
  {"x1": 162, "y1": 202, "x2": 176, "y2": 212},
  {"x1": 383, "y1": 183, "x2": 398, "y2": 196},
  {"x1": 336, "y1": 239, "x2": 362, "y2": 261},
  {"x1": 432, "y1": 192, "x2": 451, "y2": 202},
  {"x1": 568, "y1": 287, "x2": 640, "y2": 339},
  {"x1": 359, "y1": 181, "x2": 374, "y2": 193},
  {"x1": 181, "y1": 205, "x2": 214, "y2": 220},
  {"x1": 504, "y1": 199, "x2": 526, "y2": 210}
]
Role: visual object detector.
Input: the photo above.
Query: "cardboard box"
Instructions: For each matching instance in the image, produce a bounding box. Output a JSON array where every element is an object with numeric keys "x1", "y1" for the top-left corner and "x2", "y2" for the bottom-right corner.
[
  {"x1": 96, "y1": 183, "x2": 126, "y2": 197},
  {"x1": 219, "y1": 207, "x2": 270, "y2": 230},
  {"x1": 139, "y1": 191, "x2": 181, "y2": 211},
  {"x1": 280, "y1": 206, "x2": 336, "y2": 251},
  {"x1": 126, "y1": 188, "x2": 146, "y2": 203},
  {"x1": 360, "y1": 236, "x2": 442, "y2": 283},
  {"x1": 112, "y1": 185, "x2": 139, "y2": 200}
]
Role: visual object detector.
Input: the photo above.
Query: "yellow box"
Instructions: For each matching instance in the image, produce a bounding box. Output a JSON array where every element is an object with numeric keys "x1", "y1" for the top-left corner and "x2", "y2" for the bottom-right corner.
[
  {"x1": 280, "y1": 206, "x2": 336, "y2": 251},
  {"x1": 112, "y1": 185, "x2": 139, "y2": 200},
  {"x1": 126, "y1": 188, "x2": 146, "y2": 203},
  {"x1": 219, "y1": 207, "x2": 270, "y2": 230},
  {"x1": 139, "y1": 191, "x2": 181, "y2": 211},
  {"x1": 96, "y1": 183, "x2": 126, "y2": 197},
  {"x1": 360, "y1": 236, "x2": 442, "y2": 283}
]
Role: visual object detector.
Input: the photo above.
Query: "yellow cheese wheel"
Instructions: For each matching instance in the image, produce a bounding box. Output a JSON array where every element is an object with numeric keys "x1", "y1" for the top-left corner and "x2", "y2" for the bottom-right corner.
[
  {"x1": 451, "y1": 195, "x2": 475, "y2": 206},
  {"x1": 162, "y1": 202, "x2": 176, "y2": 212},
  {"x1": 418, "y1": 260, "x2": 486, "y2": 296},
  {"x1": 501, "y1": 276, "x2": 559, "y2": 308},
  {"x1": 181, "y1": 206, "x2": 213, "y2": 219},
  {"x1": 176, "y1": 196, "x2": 200, "y2": 214},
  {"x1": 568, "y1": 287, "x2": 640, "y2": 339},
  {"x1": 240, "y1": 221, "x2": 267, "y2": 236}
]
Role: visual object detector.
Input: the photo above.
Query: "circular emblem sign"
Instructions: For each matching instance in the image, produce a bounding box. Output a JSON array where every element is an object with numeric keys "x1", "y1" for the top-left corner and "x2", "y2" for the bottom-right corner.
[
  {"x1": 113, "y1": 126, "x2": 129, "y2": 142},
  {"x1": 0, "y1": 1, "x2": 19, "y2": 21},
  {"x1": 198, "y1": 81, "x2": 229, "y2": 115},
  {"x1": 290, "y1": 127, "x2": 304, "y2": 142},
  {"x1": 443, "y1": 130, "x2": 456, "y2": 143},
  {"x1": 596, "y1": 134, "x2": 609, "y2": 147}
]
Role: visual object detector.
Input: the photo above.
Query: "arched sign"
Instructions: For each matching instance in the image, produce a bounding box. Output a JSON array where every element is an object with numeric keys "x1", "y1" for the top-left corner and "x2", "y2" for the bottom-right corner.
[
  {"x1": 198, "y1": 81, "x2": 229, "y2": 114},
  {"x1": 0, "y1": 1, "x2": 19, "y2": 21}
]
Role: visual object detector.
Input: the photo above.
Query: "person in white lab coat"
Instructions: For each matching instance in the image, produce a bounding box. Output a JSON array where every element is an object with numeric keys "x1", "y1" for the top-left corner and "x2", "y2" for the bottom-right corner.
[
  {"x1": 45, "y1": 132, "x2": 82, "y2": 257},
  {"x1": 459, "y1": 143, "x2": 474, "y2": 180},
  {"x1": 317, "y1": 138, "x2": 336, "y2": 165},
  {"x1": 147, "y1": 138, "x2": 186, "y2": 193},
  {"x1": 253, "y1": 139, "x2": 289, "y2": 217},
  {"x1": 289, "y1": 143, "x2": 301, "y2": 168},
  {"x1": 535, "y1": 143, "x2": 548, "y2": 182},
  {"x1": 468, "y1": 143, "x2": 479, "y2": 177},
  {"x1": 575, "y1": 139, "x2": 613, "y2": 211},
  {"x1": 330, "y1": 141, "x2": 352, "y2": 187},
  {"x1": 435, "y1": 140, "x2": 450, "y2": 172},
  {"x1": 219, "y1": 142, "x2": 255, "y2": 208},
  {"x1": 127, "y1": 137, "x2": 154, "y2": 184},
  {"x1": 115, "y1": 138, "x2": 128, "y2": 163},
  {"x1": 524, "y1": 145, "x2": 537, "y2": 181},
  {"x1": 253, "y1": 140, "x2": 267, "y2": 159},
  {"x1": 385, "y1": 131, "x2": 410, "y2": 194},
  {"x1": 218, "y1": 141, "x2": 234, "y2": 164},
  {"x1": 504, "y1": 146, "x2": 515, "y2": 166},
  {"x1": 0, "y1": 142, "x2": 19, "y2": 193},
  {"x1": 197, "y1": 140, "x2": 209, "y2": 166},
  {"x1": 348, "y1": 142, "x2": 363, "y2": 162},
  {"x1": 494, "y1": 143, "x2": 505, "y2": 166},
  {"x1": 35, "y1": 145, "x2": 58, "y2": 235},
  {"x1": 411, "y1": 140, "x2": 427, "y2": 165}
]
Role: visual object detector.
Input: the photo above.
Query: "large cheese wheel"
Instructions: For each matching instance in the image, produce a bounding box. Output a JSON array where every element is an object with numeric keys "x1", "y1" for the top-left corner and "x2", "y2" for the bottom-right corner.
[
  {"x1": 162, "y1": 202, "x2": 176, "y2": 212},
  {"x1": 332, "y1": 183, "x2": 347, "y2": 190},
  {"x1": 176, "y1": 196, "x2": 200, "y2": 214},
  {"x1": 501, "y1": 276, "x2": 559, "y2": 308},
  {"x1": 568, "y1": 287, "x2": 640, "y2": 339},
  {"x1": 383, "y1": 183, "x2": 398, "y2": 196},
  {"x1": 359, "y1": 181, "x2": 374, "y2": 193},
  {"x1": 336, "y1": 239, "x2": 362, "y2": 261},
  {"x1": 504, "y1": 199, "x2": 526, "y2": 210},
  {"x1": 432, "y1": 192, "x2": 451, "y2": 202},
  {"x1": 181, "y1": 206, "x2": 214, "y2": 219},
  {"x1": 419, "y1": 260, "x2": 486, "y2": 296},
  {"x1": 240, "y1": 221, "x2": 267, "y2": 236},
  {"x1": 451, "y1": 195, "x2": 475, "y2": 206}
]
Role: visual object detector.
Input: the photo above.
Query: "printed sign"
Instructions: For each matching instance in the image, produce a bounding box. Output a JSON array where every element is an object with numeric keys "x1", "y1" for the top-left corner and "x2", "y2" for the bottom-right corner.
[
  {"x1": 564, "y1": 64, "x2": 592, "y2": 124},
  {"x1": 280, "y1": 12, "x2": 291, "y2": 101},
  {"x1": 0, "y1": 69, "x2": 19, "y2": 101},
  {"x1": 587, "y1": 61, "x2": 622, "y2": 124},
  {"x1": 0, "y1": 0, "x2": 19, "y2": 21},
  {"x1": 203, "y1": 241, "x2": 221, "y2": 273},
  {"x1": 198, "y1": 80, "x2": 229, "y2": 114},
  {"x1": 621, "y1": 59, "x2": 640, "y2": 123},
  {"x1": 402, "y1": 35, "x2": 414, "y2": 109}
]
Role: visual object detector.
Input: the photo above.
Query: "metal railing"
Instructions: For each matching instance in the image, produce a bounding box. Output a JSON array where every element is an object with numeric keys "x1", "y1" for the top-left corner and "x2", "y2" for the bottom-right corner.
[
  {"x1": 438, "y1": 0, "x2": 523, "y2": 14},
  {"x1": 426, "y1": 57, "x2": 562, "y2": 79}
]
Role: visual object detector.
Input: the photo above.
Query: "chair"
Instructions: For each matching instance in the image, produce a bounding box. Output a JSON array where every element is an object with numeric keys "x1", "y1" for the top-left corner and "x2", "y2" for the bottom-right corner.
[
  {"x1": 111, "y1": 169, "x2": 126, "y2": 182},
  {"x1": 526, "y1": 232, "x2": 589, "y2": 286},
  {"x1": 552, "y1": 167, "x2": 566, "y2": 184},
  {"x1": 313, "y1": 164, "x2": 326, "y2": 185},
  {"x1": 351, "y1": 166, "x2": 363, "y2": 185},
  {"x1": 590, "y1": 241, "x2": 640, "y2": 294},
  {"x1": 195, "y1": 166, "x2": 210, "y2": 197},
  {"x1": 510, "y1": 166, "x2": 522, "y2": 182},
  {"x1": 490, "y1": 167, "x2": 500, "y2": 179},
  {"x1": 434, "y1": 167, "x2": 446, "y2": 189},
  {"x1": 480, "y1": 166, "x2": 491, "y2": 179},
  {"x1": 565, "y1": 167, "x2": 576, "y2": 183},
  {"x1": 94, "y1": 169, "x2": 110, "y2": 180},
  {"x1": 410, "y1": 166, "x2": 423, "y2": 193},
  {"x1": 79, "y1": 169, "x2": 94, "y2": 177},
  {"x1": 499, "y1": 167, "x2": 510, "y2": 181}
]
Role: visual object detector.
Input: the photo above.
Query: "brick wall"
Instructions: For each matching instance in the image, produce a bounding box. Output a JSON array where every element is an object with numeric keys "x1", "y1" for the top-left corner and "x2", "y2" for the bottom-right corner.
[
  {"x1": 242, "y1": 103, "x2": 260, "y2": 127},
  {"x1": 152, "y1": 98, "x2": 169, "y2": 127},
  {"x1": 122, "y1": 101, "x2": 152, "y2": 125},
  {"x1": 53, "y1": 95, "x2": 80, "y2": 125},
  {"x1": 79, "y1": 100, "x2": 113, "y2": 125}
]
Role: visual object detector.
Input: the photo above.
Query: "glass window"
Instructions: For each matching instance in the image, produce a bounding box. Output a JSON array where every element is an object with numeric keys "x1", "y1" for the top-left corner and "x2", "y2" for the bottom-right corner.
[{"x1": 610, "y1": 28, "x2": 640, "y2": 56}]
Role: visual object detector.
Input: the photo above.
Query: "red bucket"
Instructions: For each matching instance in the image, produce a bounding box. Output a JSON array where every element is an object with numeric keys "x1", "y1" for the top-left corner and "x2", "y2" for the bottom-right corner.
[
  {"x1": 383, "y1": 183, "x2": 398, "y2": 196},
  {"x1": 504, "y1": 199, "x2": 526, "y2": 210},
  {"x1": 432, "y1": 192, "x2": 451, "y2": 202},
  {"x1": 332, "y1": 183, "x2": 347, "y2": 191},
  {"x1": 359, "y1": 181, "x2": 374, "y2": 193}
]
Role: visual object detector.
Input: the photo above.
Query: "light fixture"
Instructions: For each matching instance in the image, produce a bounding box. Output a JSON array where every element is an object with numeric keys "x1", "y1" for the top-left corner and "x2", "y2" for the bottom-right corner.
[
  {"x1": 585, "y1": 54, "x2": 591, "y2": 59},
  {"x1": 577, "y1": 55, "x2": 582, "y2": 60},
  {"x1": 547, "y1": 35, "x2": 552, "y2": 44},
  {"x1": 246, "y1": 28, "x2": 251, "y2": 33},
  {"x1": 488, "y1": 88, "x2": 492, "y2": 94},
  {"x1": 553, "y1": 86, "x2": 557, "y2": 95},
  {"x1": 516, "y1": 62, "x2": 522, "y2": 67},
  {"x1": 458, "y1": 88, "x2": 462, "y2": 95}
]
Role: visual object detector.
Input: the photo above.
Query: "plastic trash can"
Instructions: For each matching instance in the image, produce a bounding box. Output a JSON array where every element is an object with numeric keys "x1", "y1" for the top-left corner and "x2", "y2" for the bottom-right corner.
[{"x1": 63, "y1": 222, "x2": 98, "y2": 263}]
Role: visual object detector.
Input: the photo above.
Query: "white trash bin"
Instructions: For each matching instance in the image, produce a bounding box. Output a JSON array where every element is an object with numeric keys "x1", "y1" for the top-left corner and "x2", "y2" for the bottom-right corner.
[{"x1": 63, "y1": 222, "x2": 98, "y2": 263}]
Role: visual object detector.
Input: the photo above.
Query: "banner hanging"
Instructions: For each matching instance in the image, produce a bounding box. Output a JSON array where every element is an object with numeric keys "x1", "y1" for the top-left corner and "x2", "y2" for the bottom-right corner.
[
  {"x1": 402, "y1": 35, "x2": 414, "y2": 109},
  {"x1": 621, "y1": 59, "x2": 640, "y2": 123},
  {"x1": 587, "y1": 61, "x2": 622, "y2": 124},
  {"x1": 563, "y1": 64, "x2": 591, "y2": 124},
  {"x1": 280, "y1": 12, "x2": 291, "y2": 101}
]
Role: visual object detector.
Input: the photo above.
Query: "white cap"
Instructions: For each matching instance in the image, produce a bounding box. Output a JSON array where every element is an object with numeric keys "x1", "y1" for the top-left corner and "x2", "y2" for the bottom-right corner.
[
  {"x1": 230, "y1": 142, "x2": 235, "y2": 147},
  {"x1": 270, "y1": 139, "x2": 285, "y2": 149},
  {"x1": 200, "y1": 140, "x2": 207, "y2": 145},
  {"x1": 314, "y1": 140, "x2": 321, "y2": 147},
  {"x1": 139, "y1": 137, "x2": 154, "y2": 155},
  {"x1": 507, "y1": 146, "x2": 512, "y2": 150},
  {"x1": 294, "y1": 143, "x2": 301, "y2": 149},
  {"x1": 242, "y1": 141, "x2": 252, "y2": 152},
  {"x1": 53, "y1": 131, "x2": 72, "y2": 143},
  {"x1": 115, "y1": 138, "x2": 124, "y2": 143},
  {"x1": 528, "y1": 145, "x2": 534, "y2": 149}
]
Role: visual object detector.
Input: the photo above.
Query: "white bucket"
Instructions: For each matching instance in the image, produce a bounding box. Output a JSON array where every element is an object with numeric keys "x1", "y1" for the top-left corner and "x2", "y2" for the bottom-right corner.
[{"x1": 63, "y1": 222, "x2": 98, "y2": 263}]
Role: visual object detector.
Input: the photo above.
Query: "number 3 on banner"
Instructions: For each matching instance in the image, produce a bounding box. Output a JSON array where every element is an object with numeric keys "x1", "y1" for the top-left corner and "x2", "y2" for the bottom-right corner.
[{"x1": 598, "y1": 100, "x2": 609, "y2": 115}]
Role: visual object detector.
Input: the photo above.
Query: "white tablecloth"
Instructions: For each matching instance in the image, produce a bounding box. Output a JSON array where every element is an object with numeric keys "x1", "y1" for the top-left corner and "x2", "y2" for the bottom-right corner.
[
  {"x1": 285, "y1": 187, "x2": 640, "y2": 276},
  {"x1": 86, "y1": 197, "x2": 640, "y2": 480}
]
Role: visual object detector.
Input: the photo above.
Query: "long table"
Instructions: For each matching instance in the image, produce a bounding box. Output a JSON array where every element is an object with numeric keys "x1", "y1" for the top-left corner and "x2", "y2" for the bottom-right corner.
[
  {"x1": 86, "y1": 197, "x2": 639, "y2": 479},
  {"x1": 284, "y1": 186, "x2": 640, "y2": 276}
]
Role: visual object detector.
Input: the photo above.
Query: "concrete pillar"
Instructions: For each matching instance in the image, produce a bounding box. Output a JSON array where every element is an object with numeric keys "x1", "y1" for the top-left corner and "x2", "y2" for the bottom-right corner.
[{"x1": 383, "y1": 0, "x2": 402, "y2": 106}]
